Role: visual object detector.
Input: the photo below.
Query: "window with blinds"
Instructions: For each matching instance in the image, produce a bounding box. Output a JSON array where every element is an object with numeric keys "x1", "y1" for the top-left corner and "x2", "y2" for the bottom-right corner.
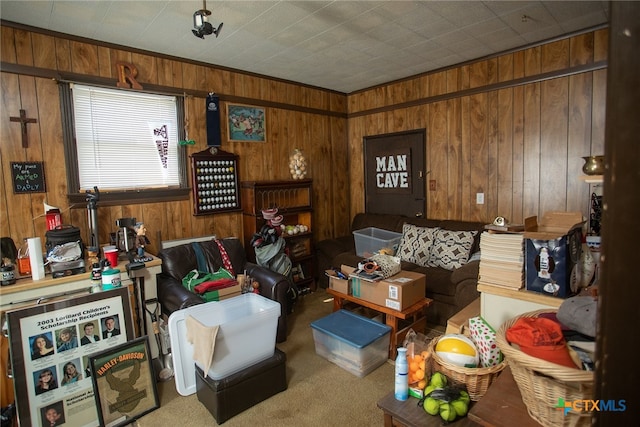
[{"x1": 71, "y1": 84, "x2": 181, "y2": 191}]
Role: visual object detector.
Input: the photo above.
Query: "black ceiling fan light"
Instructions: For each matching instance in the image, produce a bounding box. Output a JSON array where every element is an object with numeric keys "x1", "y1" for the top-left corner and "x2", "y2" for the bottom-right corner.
[{"x1": 192, "y1": 0, "x2": 223, "y2": 39}]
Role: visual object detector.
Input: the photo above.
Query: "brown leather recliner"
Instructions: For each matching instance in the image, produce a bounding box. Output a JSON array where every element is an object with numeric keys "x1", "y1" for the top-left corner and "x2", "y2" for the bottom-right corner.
[{"x1": 156, "y1": 237, "x2": 295, "y2": 343}]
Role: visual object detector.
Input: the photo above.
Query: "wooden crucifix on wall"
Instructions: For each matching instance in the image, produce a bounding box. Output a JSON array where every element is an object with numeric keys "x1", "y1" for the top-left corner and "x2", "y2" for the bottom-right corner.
[{"x1": 9, "y1": 109, "x2": 38, "y2": 148}]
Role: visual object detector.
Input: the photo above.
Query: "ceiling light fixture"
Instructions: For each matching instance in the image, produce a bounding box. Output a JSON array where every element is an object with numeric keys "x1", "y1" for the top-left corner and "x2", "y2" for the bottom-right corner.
[{"x1": 192, "y1": 0, "x2": 223, "y2": 39}]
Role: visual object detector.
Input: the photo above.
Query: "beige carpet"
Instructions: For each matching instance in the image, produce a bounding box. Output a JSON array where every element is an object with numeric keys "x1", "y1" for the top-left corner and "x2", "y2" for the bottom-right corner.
[{"x1": 136, "y1": 289, "x2": 440, "y2": 427}]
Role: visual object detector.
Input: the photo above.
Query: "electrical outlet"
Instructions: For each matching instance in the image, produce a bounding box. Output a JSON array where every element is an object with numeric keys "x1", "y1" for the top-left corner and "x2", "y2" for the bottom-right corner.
[{"x1": 476, "y1": 193, "x2": 484, "y2": 204}]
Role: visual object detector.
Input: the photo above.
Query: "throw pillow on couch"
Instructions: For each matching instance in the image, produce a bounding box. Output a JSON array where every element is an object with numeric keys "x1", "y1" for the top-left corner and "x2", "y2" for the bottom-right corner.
[
  {"x1": 397, "y1": 223, "x2": 478, "y2": 271},
  {"x1": 428, "y1": 229, "x2": 478, "y2": 270},
  {"x1": 396, "y1": 223, "x2": 439, "y2": 267}
]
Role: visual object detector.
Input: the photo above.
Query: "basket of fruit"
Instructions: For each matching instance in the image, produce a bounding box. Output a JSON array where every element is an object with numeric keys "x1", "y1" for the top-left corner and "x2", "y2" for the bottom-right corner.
[{"x1": 427, "y1": 334, "x2": 506, "y2": 401}]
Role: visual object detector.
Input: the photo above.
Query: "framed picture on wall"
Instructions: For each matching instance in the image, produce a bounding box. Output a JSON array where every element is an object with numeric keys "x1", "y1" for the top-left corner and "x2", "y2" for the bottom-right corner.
[
  {"x1": 6, "y1": 288, "x2": 134, "y2": 427},
  {"x1": 226, "y1": 104, "x2": 266, "y2": 143},
  {"x1": 89, "y1": 336, "x2": 159, "y2": 427}
]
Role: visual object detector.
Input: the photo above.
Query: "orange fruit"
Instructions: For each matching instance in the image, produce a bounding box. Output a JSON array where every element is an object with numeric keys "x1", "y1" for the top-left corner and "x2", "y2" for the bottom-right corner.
[
  {"x1": 415, "y1": 369, "x2": 425, "y2": 380},
  {"x1": 419, "y1": 360, "x2": 426, "y2": 371},
  {"x1": 418, "y1": 379, "x2": 427, "y2": 389},
  {"x1": 409, "y1": 361, "x2": 419, "y2": 372},
  {"x1": 413, "y1": 354, "x2": 423, "y2": 364},
  {"x1": 421, "y1": 350, "x2": 430, "y2": 359}
]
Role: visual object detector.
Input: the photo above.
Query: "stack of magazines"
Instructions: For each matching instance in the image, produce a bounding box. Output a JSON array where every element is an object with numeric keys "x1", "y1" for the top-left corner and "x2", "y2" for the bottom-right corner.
[{"x1": 478, "y1": 231, "x2": 524, "y2": 289}]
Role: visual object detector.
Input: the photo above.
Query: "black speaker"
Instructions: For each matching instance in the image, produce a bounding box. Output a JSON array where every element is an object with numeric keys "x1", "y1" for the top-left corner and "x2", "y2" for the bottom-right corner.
[{"x1": 206, "y1": 93, "x2": 221, "y2": 147}]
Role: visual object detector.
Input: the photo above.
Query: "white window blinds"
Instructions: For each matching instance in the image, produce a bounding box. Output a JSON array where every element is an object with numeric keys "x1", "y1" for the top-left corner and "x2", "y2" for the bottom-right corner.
[{"x1": 71, "y1": 84, "x2": 180, "y2": 190}]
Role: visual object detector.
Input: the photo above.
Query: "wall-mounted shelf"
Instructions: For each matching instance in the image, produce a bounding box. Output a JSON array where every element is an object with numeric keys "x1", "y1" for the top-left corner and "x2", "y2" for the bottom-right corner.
[{"x1": 580, "y1": 175, "x2": 603, "y2": 183}]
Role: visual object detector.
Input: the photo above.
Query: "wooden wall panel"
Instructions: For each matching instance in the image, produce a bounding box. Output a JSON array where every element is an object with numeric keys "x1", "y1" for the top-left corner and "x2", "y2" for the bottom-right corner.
[
  {"x1": 429, "y1": 101, "x2": 447, "y2": 219},
  {"x1": 97, "y1": 46, "x2": 113, "y2": 78},
  {"x1": 54, "y1": 38, "x2": 72, "y2": 72},
  {"x1": 1, "y1": 27, "x2": 16, "y2": 63},
  {"x1": 541, "y1": 39, "x2": 569, "y2": 73},
  {"x1": 539, "y1": 77, "x2": 569, "y2": 213},
  {"x1": 32, "y1": 34, "x2": 56, "y2": 69},
  {"x1": 496, "y1": 88, "x2": 514, "y2": 221},
  {"x1": 486, "y1": 90, "x2": 499, "y2": 221},
  {"x1": 70, "y1": 41, "x2": 99, "y2": 76},
  {"x1": 15, "y1": 29, "x2": 34, "y2": 66},
  {"x1": 512, "y1": 85, "x2": 525, "y2": 222},
  {"x1": 0, "y1": 24, "x2": 348, "y2": 255},
  {"x1": 447, "y1": 98, "x2": 462, "y2": 219},
  {"x1": 0, "y1": 24, "x2": 608, "y2": 259},
  {"x1": 571, "y1": 33, "x2": 594, "y2": 65},
  {"x1": 468, "y1": 93, "x2": 488, "y2": 222},
  {"x1": 522, "y1": 82, "x2": 541, "y2": 218}
]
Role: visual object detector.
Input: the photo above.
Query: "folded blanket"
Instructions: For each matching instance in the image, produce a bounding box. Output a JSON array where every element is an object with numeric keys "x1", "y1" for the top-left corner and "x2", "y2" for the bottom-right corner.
[
  {"x1": 194, "y1": 278, "x2": 238, "y2": 294},
  {"x1": 186, "y1": 315, "x2": 219, "y2": 377}
]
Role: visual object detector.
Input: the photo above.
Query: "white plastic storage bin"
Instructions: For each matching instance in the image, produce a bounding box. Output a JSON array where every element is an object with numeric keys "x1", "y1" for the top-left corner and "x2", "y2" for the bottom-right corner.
[
  {"x1": 168, "y1": 293, "x2": 281, "y2": 396},
  {"x1": 352, "y1": 227, "x2": 402, "y2": 257},
  {"x1": 310, "y1": 309, "x2": 391, "y2": 377}
]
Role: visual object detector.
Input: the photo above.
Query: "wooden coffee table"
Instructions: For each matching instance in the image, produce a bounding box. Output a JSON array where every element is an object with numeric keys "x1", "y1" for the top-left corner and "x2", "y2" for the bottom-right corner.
[{"x1": 326, "y1": 288, "x2": 432, "y2": 359}]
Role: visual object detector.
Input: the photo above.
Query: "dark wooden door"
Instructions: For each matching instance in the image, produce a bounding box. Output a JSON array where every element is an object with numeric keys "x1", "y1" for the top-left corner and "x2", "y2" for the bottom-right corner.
[{"x1": 364, "y1": 130, "x2": 426, "y2": 217}]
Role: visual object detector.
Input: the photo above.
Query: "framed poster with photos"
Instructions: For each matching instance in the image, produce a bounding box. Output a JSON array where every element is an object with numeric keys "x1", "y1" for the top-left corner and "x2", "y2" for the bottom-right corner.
[
  {"x1": 89, "y1": 337, "x2": 159, "y2": 427},
  {"x1": 6, "y1": 288, "x2": 134, "y2": 427}
]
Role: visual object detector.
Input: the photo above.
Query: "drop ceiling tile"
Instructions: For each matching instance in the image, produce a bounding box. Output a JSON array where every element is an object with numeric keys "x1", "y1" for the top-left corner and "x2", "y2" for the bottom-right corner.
[{"x1": 425, "y1": 1, "x2": 495, "y2": 26}]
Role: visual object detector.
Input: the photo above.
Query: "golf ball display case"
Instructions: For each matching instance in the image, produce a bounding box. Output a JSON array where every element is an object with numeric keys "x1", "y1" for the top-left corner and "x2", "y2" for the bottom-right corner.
[{"x1": 190, "y1": 147, "x2": 241, "y2": 215}]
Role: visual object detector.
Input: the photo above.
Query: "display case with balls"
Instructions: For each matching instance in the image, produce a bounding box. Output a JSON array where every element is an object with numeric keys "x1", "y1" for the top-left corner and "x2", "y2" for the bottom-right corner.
[{"x1": 190, "y1": 147, "x2": 242, "y2": 215}]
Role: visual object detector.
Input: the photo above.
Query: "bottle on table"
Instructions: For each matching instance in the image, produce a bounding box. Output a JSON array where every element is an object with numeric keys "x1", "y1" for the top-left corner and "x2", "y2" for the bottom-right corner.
[{"x1": 394, "y1": 347, "x2": 409, "y2": 401}]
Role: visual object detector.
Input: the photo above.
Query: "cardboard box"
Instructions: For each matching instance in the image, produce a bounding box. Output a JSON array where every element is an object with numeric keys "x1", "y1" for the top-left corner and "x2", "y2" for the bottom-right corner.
[
  {"x1": 524, "y1": 212, "x2": 584, "y2": 298},
  {"x1": 445, "y1": 297, "x2": 480, "y2": 336},
  {"x1": 351, "y1": 270, "x2": 425, "y2": 311},
  {"x1": 326, "y1": 265, "x2": 355, "y2": 295},
  {"x1": 202, "y1": 284, "x2": 243, "y2": 302}
]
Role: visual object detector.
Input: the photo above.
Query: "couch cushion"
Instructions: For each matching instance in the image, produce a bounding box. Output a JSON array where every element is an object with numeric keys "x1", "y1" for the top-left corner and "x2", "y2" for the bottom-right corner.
[
  {"x1": 428, "y1": 229, "x2": 478, "y2": 270},
  {"x1": 396, "y1": 223, "x2": 439, "y2": 267}
]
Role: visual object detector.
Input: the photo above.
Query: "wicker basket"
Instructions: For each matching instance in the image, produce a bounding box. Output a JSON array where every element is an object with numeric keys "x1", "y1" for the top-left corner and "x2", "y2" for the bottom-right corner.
[
  {"x1": 496, "y1": 310, "x2": 594, "y2": 426},
  {"x1": 428, "y1": 335, "x2": 507, "y2": 401}
]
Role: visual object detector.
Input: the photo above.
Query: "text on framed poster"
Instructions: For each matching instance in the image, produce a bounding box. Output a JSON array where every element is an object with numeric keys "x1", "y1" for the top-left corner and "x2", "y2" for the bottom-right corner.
[{"x1": 11, "y1": 162, "x2": 46, "y2": 193}]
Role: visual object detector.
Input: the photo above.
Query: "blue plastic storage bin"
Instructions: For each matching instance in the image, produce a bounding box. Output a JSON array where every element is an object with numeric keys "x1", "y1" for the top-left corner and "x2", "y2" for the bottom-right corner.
[{"x1": 310, "y1": 309, "x2": 391, "y2": 377}]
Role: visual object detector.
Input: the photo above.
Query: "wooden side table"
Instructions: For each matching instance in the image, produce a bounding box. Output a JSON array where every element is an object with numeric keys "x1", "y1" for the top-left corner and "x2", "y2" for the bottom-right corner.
[
  {"x1": 326, "y1": 288, "x2": 432, "y2": 359},
  {"x1": 467, "y1": 366, "x2": 541, "y2": 427},
  {"x1": 377, "y1": 391, "x2": 479, "y2": 427}
]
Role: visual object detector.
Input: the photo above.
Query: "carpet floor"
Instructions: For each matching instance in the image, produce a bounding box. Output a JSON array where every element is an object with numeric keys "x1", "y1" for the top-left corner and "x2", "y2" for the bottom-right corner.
[{"x1": 135, "y1": 289, "x2": 442, "y2": 426}]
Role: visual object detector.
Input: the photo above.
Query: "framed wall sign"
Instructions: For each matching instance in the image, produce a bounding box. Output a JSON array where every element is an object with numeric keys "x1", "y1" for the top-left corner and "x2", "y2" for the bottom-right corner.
[
  {"x1": 226, "y1": 104, "x2": 266, "y2": 143},
  {"x1": 11, "y1": 161, "x2": 46, "y2": 193},
  {"x1": 89, "y1": 336, "x2": 159, "y2": 427},
  {"x1": 6, "y1": 288, "x2": 134, "y2": 427}
]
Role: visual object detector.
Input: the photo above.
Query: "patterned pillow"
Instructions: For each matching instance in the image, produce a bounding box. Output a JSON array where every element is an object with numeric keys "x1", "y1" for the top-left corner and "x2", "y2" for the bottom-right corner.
[
  {"x1": 428, "y1": 229, "x2": 478, "y2": 270},
  {"x1": 396, "y1": 224, "x2": 439, "y2": 267}
]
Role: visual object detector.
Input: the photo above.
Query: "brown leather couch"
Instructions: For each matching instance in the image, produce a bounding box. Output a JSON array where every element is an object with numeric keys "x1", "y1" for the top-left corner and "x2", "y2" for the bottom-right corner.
[
  {"x1": 157, "y1": 237, "x2": 295, "y2": 343},
  {"x1": 316, "y1": 213, "x2": 485, "y2": 327}
]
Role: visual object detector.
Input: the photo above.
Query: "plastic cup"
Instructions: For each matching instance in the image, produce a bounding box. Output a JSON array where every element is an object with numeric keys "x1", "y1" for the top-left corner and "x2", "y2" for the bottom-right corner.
[{"x1": 103, "y1": 247, "x2": 119, "y2": 267}]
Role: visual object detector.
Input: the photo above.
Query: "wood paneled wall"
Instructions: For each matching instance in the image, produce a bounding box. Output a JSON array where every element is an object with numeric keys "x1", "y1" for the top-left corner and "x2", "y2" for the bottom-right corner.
[
  {"x1": 347, "y1": 29, "x2": 608, "y2": 226},
  {"x1": 0, "y1": 24, "x2": 608, "y2": 258},
  {"x1": 0, "y1": 24, "x2": 349, "y2": 254}
]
